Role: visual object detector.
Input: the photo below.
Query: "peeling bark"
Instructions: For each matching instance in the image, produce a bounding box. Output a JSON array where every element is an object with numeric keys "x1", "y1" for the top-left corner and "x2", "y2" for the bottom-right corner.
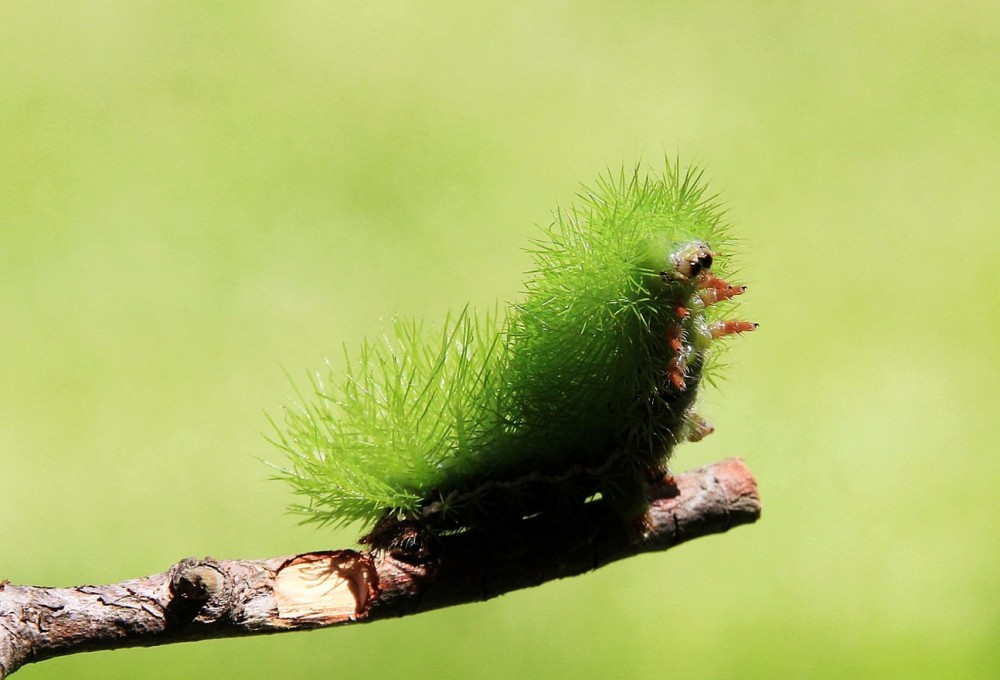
[{"x1": 0, "y1": 457, "x2": 760, "y2": 677}]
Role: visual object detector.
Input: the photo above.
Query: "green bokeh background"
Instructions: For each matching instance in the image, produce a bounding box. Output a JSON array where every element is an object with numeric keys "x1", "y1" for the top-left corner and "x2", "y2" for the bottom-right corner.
[{"x1": 2, "y1": 3, "x2": 998, "y2": 678}]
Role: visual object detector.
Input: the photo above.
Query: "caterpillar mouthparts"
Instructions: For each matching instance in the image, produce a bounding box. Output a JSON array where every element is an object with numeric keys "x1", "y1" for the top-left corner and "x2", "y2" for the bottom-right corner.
[{"x1": 274, "y1": 161, "x2": 755, "y2": 557}]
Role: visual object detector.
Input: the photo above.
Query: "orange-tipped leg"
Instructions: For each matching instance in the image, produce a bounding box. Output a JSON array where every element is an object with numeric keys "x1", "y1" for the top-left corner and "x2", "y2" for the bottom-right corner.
[
  {"x1": 710, "y1": 320, "x2": 759, "y2": 339},
  {"x1": 698, "y1": 273, "x2": 747, "y2": 306}
]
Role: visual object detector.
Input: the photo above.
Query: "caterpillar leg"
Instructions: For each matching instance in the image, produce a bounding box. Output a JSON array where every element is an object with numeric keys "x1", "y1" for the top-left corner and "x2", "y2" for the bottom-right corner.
[
  {"x1": 697, "y1": 272, "x2": 757, "y2": 339},
  {"x1": 697, "y1": 273, "x2": 747, "y2": 306},
  {"x1": 685, "y1": 411, "x2": 715, "y2": 442},
  {"x1": 666, "y1": 323, "x2": 688, "y2": 390},
  {"x1": 710, "y1": 320, "x2": 759, "y2": 339}
]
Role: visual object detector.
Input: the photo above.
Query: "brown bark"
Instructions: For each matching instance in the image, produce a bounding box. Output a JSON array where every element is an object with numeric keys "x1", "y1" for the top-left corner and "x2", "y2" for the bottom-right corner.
[{"x1": 0, "y1": 457, "x2": 760, "y2": 677}]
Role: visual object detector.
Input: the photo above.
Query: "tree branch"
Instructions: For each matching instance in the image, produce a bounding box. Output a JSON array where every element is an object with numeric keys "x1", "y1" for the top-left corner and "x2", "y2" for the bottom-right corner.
[{"x1": 0, "y1": 457, "x2": 760, "y2": 677}]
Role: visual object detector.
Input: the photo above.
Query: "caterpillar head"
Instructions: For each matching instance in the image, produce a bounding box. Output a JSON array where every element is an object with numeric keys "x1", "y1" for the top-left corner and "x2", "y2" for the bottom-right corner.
[
  {"x1": 666, "y1": 241, "x2": 715, "y2": 281},
  {"x1": 639, "y1": 239, "x2": 721, "y2": 294}
]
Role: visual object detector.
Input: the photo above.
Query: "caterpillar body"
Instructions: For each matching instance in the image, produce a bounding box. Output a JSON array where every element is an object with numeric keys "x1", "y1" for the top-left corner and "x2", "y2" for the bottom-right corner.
[{"x1": 274, "y1": 161, "x2": 755, "y2": 554}]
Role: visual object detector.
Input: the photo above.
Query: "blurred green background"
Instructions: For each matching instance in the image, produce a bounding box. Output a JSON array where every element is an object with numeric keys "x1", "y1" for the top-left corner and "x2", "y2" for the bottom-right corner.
[{"x1": 2, "y1": 2, "x2": 998, "y2": 678}]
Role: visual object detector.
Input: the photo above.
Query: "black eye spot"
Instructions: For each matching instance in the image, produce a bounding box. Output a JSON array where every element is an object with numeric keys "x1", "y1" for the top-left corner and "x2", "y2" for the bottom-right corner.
[
  {"x1": 700, "y1": 254, "x2": 713, "y2": 270},
  {"x1": 689, "y1": 261, "x2": 703, "y2": 277}
]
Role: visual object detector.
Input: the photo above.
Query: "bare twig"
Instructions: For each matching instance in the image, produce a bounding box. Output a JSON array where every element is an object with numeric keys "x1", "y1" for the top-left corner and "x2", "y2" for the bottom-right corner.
[{"x1": 0, "y1": 457, "x2": 760, "y2": 677}]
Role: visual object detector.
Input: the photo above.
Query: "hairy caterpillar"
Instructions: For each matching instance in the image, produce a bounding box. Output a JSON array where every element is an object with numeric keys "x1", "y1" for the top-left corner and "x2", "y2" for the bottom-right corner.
[{"x1": 273, "y1": 161, "x2": 755, "y2": 555}]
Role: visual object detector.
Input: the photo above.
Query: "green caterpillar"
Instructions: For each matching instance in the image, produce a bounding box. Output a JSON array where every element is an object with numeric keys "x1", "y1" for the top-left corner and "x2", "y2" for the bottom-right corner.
[{"x1": 273, "y1": 160, "x2": 755, "y2": 553}]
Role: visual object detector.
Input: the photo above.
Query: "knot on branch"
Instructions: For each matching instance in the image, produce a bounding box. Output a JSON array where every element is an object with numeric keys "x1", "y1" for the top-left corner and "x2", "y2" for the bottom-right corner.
[{"x1": 167, "y1": 557, "x2": 228, "y2": 623}]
